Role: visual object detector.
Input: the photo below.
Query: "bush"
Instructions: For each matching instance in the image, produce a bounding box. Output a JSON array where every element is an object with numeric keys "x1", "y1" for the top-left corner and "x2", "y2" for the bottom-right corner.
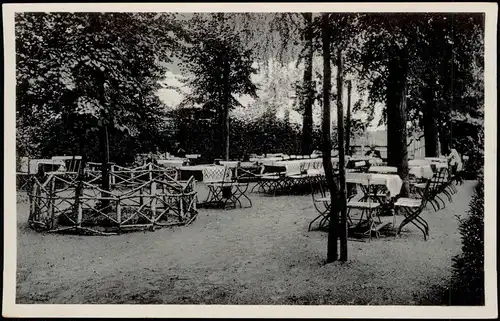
[{"x1": 448, "y1": 173, "x2": 484, "y2": 305}]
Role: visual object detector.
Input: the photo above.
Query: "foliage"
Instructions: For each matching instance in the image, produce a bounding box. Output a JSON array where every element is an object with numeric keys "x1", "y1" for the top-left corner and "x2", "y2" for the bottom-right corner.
[
  {"x1": 173, "y1": 13, "x2": 258, "y2": 158},
  {"x1": 350, "y1": 13, "x2": 484, "y2": 158},
  {"x1": 224, "y1": 13, "x2": 304, "y2": 68},
  {"x1": 449, "y1": 174, "x2": 484, "y2": 305},
  {"x1": 168, "y1": 108, "x2": 316, "y2": 161},
  {"x1": 176, "y1": 13, "x2": 258, "y2": 113},
  {"x1": 15, "y1": 12, "x2": 177, "y2": 161},
  {"x1": 16, "y1": 12, "x2": 483, "y2": 173}
]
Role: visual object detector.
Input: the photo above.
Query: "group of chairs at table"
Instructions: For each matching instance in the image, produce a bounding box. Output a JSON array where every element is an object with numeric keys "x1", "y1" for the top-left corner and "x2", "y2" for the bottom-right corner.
[
  {"x1": 160, "y1": 155, "x2": 380, "y2": 210},
  {"x1": 153, "y1": 154, "x2": 462, "y2": 240},
  {"x1": 249, "y1": 156, "x2": 384, "y2": 195},
  {"x1": 175, "y1": 162, "x2": 255, "y2": 210},
  {"x1": 308, "y1": 156, "x2": 463, "y2": 241}
]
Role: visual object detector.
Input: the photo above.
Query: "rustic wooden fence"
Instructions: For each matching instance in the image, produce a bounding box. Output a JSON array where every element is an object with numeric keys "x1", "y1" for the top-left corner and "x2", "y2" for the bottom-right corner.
[{"x1": 27, "y1": 164, "x2": 197, "y2": 235}]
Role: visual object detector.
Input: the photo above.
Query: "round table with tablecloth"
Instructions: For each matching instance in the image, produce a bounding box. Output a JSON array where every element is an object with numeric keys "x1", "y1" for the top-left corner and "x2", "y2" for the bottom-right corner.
[
  {"x1": 409, "y1": 159, "x2": 448, "y2": 178},
  {"x1": 346, "y1": 172, "x2": 403, "y2": 198},
  {"x1": 409, "y1": 164, "x2": 435, "y2": 179}
]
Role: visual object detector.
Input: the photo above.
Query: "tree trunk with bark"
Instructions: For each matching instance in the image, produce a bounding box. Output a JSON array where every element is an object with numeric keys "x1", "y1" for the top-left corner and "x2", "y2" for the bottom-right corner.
[
  {"x1": 386, "y1": 49, "x2": 410, "y2": 197},
  {"x1": 439, "y1": 121, "x2": 452, "y2": 155},
  {"x1": 345, "y1": 80, "x2": 352, "y2": 156},
  {"x1": 97, "y1": 75, "x2": 110, "y2": 211},
  {"x1": 337, "y1": 50, "x2": 348, "y2": 262},
  {"x1": 72, "y1": 122, "x2": 86, "y2": 219},
  {"x1": 222, "y1": 57, "x2": 230, "y2": 161},
  {"x1": 301, "y1": 12, "x2": 314, "y2": 156},
  {"x1": 322, "y1": 13, "x2": 339, "y2": 263},
  {"x1": 99, "y1": 123, "x2": 110, "y2": 210},
  {"x1": 422, "y1": 76, "x2": 439, "y2": 157}
]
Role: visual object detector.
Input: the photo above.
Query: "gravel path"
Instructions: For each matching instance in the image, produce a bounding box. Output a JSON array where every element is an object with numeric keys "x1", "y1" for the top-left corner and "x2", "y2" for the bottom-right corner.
[{"x1": 16, "y1": 181, "x2": 475, "y2": 304}]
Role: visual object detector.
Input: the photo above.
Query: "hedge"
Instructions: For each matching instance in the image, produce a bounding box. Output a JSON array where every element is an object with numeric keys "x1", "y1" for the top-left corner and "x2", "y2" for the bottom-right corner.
[{"x1": 447, "y1": 172, "x2": 484, "y2": 305}]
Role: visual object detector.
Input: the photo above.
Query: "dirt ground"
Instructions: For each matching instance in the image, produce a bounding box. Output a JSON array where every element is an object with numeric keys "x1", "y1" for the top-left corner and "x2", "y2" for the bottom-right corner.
[{"x1": 16, "y1": 181, "x2": 475, "y2": 305}]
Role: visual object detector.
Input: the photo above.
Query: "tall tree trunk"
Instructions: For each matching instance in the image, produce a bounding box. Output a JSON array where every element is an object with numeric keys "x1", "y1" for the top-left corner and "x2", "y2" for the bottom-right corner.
[
  {"x1": 337, "y1": 50, "x2": 348, "y2": 262},
  {"x1": 213, "y1": 108, "x2": 223, "y2": 161},
  {"x1": 301, "y1": 12, "x2": 314, "y2": 156},
  {"x1": 345, "y1": 80, "x2": 352, "y2": 156},
  {"x1": 322, "y1": 13, "x2": 339, "y2": 263},
  {"x1": 386, "y1": 50, "x2": 410, "y2": 197},
  {"x1": 439, "y1": 121, "x2": 451, "y2": 155},
  {"x1": 72, "y1": 121, "x2": 86, "y2": 219},
  {"x1": 422, "y1": 76, "x2": 439, "y2": 157},
  {"x1": 97, "y1": 73, "x2": 110, "y2": 210},
  {"x1": 222, "y1": 58, "x2": 230, "y2": 161},
  {"x1": 99, "y1": 123, "x2": 110, "y2": 210}
]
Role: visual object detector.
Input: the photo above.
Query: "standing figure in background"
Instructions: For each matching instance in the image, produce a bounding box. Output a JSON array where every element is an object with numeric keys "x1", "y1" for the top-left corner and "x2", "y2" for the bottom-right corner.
[{"x1": 447, "y1": 147, "x2": 463, "y2": 177}]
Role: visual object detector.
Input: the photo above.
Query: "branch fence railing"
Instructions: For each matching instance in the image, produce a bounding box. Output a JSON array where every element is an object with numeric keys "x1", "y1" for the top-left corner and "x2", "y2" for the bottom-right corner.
[{"x1": 27, "y1": 163, "x2": 198, "y2": 235}]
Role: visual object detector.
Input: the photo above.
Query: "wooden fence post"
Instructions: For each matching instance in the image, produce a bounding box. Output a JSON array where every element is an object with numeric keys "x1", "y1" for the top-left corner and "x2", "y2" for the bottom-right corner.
[
  {"x1": 28, "y1": 177, "x2": 34, "y2": 222},
  {"x1": 151, "y1": 181, "x2": 157, "y2": 223},
  {"x1": 35, "y1": 180, "x2": 41, "y2": 221},
  {"x1": 49, "y1": 177, "x2": 55, "y2": 230},
  {"x1": 116, "y1": 197, "x2": 121, "y2": 230},
  {"x1": 140, "y1": 186, "x2": 144, "y2": 207},
  {"x1": 193, "y1": 180, "x2": 197, "y2": 212},
  {"x1": 111, "y1": 165, "x2": 116, "y2": 187},
  {"x1": 77, "y1": 194, "x2": 82, "y2": 228},
  {"x1": 179, "y1": 193, "x2": 184, "y2": 219}
]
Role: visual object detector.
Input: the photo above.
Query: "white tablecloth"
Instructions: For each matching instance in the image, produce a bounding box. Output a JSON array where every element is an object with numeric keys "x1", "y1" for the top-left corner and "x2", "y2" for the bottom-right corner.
[
  {"x1": 29, "y1": 159, "x2": 66, "y2": 174},
  {"x1": 432, "y1": 162, "x2": 448, "y2": 169},
  {"x1": 346, "y1": 173, "x2": 403, "y2": 197},
  {"x1": 409, "y1": 165, "x2": 434, "y2": 179},
  {"x1": 252, "y1": 157, "x2": 284, "y2": 165},
  {"x1": 368, "y1": 158, "x2": 384, "y2": 165},
  {"x1": 409, "y1": 159, "x2": 448, "y2": 169},
  {"x1": 409, "y1": 159, "x2": 430, "y2": 167},
  {"x1": 274, "y1": 159, "x2": 321, "y2": 175},
  {"x1": 157, "y1": 159, "x2": 185, "y2": 168},
  {"x1": 179, "y1": 165, "x2": 231, "y2": 182},
  {"x1": 368, "y1": 166, "x2": 398, "y2": 174},
  {"x1": 425, "y1": 157, "x2": 447, "y2": 163},
  {"x1": 219, "y1": 161, "x2": 239, "y2": 168},
  {"x1": 273, "y1": 158, "x2": 336, "y2": 175},
  {"x1": 346, "y1": 156, "x2": 383, "y2": 167}
]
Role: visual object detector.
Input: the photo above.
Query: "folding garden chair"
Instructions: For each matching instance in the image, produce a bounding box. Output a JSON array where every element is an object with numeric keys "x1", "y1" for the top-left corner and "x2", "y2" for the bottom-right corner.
[
  {"x1": 440, "y1": 168, "x2": 458, "y2": 198},
  {"x1": 308, "y1": 176, "x2": 331, "y2": 231},
  {"x1": 250, "y1": 165, "x2": 271, "y2": 192},
  {"x1": 252, "y1": 164, "x2": 288, "y2": 195},
  {"x1": 346, "y1": 175, "x2": 383, "y2": 241},
  {"x1": 230, "y1": 180, "x2": 252, "y2": 208},
  {"x1": 412, "y1": 167, "x2": 449, "y2": 211},
  {"x1": 205, "y1": 166, "x2": 233, "y2": 207},
  {"x1": 394, "y1": 179, "x2": 432, "y2": 240},
  {"x1": 206, "y1": 166, "x2": 252, "y2": 209}
]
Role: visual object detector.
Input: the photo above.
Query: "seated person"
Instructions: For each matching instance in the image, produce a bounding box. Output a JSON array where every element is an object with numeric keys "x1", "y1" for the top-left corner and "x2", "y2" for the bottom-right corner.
[
  {"x1": 364, "y1": 147, "x2": 381, "y2": 159},
  {"x1": 173, "y1": 142, "x2": 186, "y2": 158},
  {"x1": 176, "y1": 147, "x2": 186, "y2": 158}
]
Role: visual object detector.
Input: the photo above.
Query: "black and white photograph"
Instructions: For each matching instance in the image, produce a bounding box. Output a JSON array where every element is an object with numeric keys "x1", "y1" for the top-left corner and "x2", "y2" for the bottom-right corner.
[{"x1": 2, "y1": 2, "x2": 497, "y2": 318}]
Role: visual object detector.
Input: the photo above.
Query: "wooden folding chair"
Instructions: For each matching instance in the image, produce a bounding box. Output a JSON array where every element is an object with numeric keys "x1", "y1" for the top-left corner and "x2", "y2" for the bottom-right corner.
[
  {"x1": 413, "y1": 167, "x2": 449, "y2": 211},
  {"x1": 205, "y1": 166, "x2": 233, "y2": 208},
  {"x1": 346, "y1": 175, "x2": 382, "y2": 241},
  {"x1": 394, "y1": 179, "x2": 432, "y2": 240},
  {"x1": 308, "y1": 176, "x2": 331, "y2": 231}
]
